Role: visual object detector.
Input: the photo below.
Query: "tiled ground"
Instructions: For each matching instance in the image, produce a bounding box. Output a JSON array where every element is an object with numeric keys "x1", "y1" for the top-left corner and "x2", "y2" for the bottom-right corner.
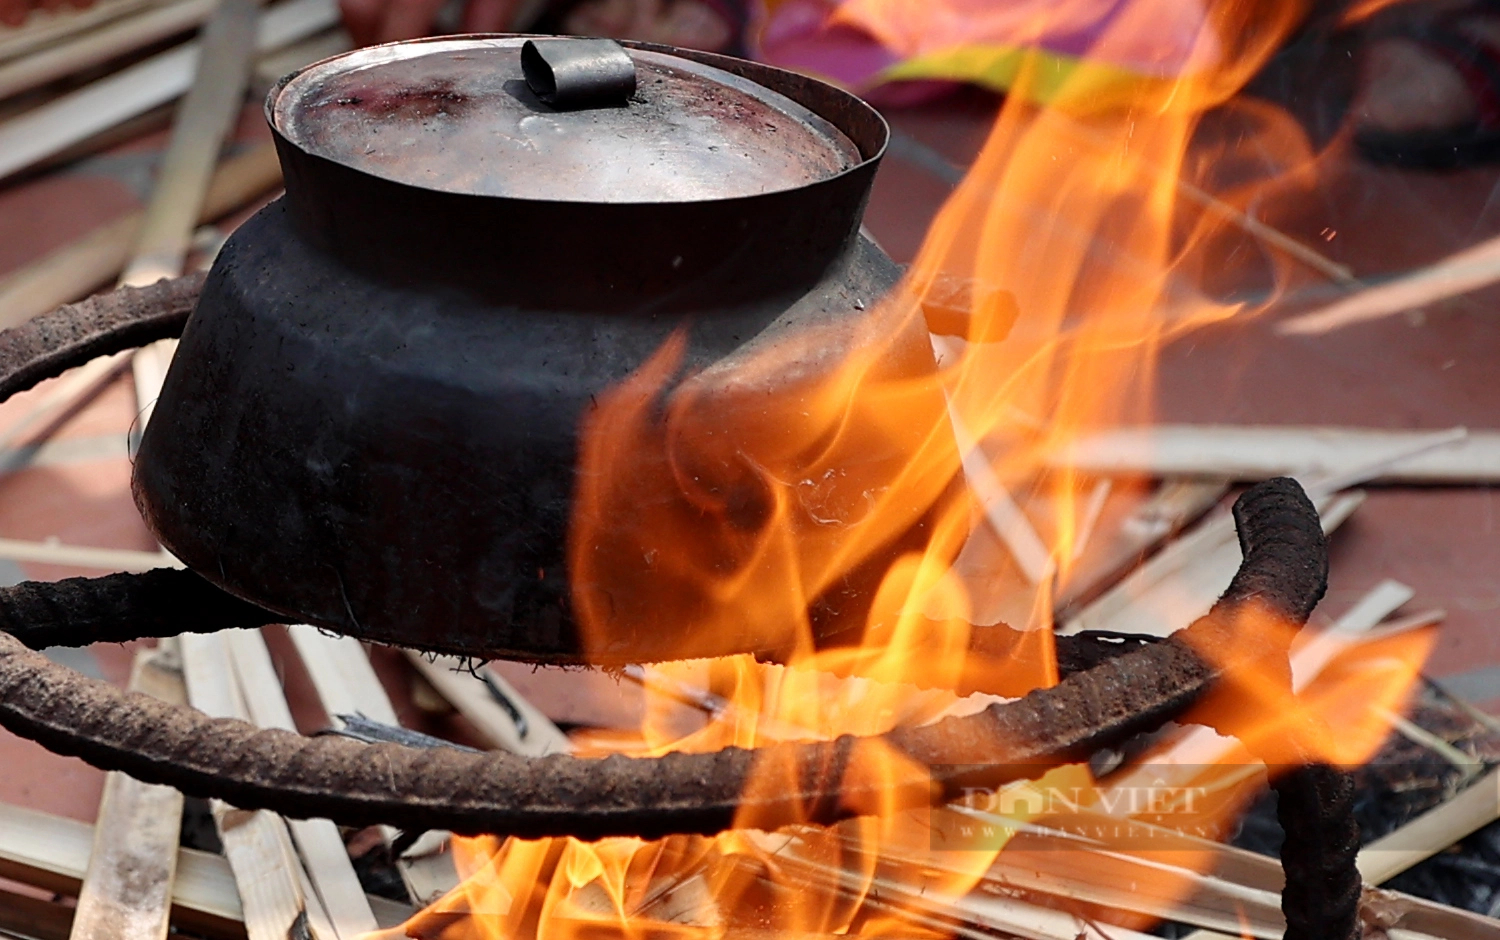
[{"x1": 2, "y1": 69, "x2": 1500, "y2": 824}]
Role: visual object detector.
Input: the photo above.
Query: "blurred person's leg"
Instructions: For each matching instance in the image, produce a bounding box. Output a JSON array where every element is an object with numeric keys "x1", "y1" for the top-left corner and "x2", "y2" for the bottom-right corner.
[
  {"x1": 339, "y1": 0, "x2": 747, "y2": 52},
  {"x1": 542, "y1": 0, "x2": 746, "y2": 53}
]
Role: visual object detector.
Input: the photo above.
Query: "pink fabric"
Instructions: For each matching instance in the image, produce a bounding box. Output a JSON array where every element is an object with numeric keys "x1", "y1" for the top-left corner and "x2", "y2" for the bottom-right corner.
[{"x1": 755, "y1": 0, "x2": 1221, "y2": 94}]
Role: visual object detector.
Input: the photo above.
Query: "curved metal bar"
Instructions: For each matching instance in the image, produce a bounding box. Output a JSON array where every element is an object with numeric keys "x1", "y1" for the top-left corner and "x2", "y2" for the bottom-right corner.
[
  {"x1": 0, "y1": 569, "x2": 279, "y2": 650},
  {"x1": 0, "y1": 275, "x2": 202, "y2": 405},
  {"x1": 0, "y1": 478, "x2": 1327, "y2": 839}
]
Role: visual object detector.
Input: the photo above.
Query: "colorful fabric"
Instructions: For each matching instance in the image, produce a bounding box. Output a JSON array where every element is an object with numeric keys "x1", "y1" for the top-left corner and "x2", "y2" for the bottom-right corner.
[{"x1": 752, "y1": 0, "x2": 1221, "y2": 109}]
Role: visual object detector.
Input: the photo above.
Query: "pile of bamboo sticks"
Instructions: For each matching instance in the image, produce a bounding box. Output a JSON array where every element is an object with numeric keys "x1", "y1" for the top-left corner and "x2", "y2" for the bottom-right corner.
[
  {"x1": 0, "y1": 630, "x2": 561, "y2": 940},
  {"x1": 2, "y1": 439, "x2": 1497, "y2": 940}
]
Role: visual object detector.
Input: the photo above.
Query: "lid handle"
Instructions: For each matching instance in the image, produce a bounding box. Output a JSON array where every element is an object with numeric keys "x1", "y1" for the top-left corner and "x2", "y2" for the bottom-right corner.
[{"x1": 522, "y1": 39, "x2": 637, "y2": 110}]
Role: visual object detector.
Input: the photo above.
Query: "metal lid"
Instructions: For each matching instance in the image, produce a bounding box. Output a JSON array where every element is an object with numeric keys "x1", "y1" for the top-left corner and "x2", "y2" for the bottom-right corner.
[{"x1": 271, "y1": 36, "x2": 862, "y2": 204}]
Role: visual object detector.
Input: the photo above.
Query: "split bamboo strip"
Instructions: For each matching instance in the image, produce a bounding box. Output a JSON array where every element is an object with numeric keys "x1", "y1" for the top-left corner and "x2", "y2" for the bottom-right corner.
[
  {"x1": 1054, "y1": 478, "x2": 1229, "y2": 614},
  {"x1": 955, "y1": 807, "x2": 1500, "y2": 940},
  {"x1": 0, "y1": 355, "x2": 131, "y2": 458},
  {"x1": 1070, "y1": 478, "x2": 1112, "y2": 561},
  {"x1": 285, "y1": 626, "x2": 398, "y2": 726},
  {"x1": 0, "y1": 142, "x2": 280, "y2": 507},
  {"x1": 1290, "y1": 578, "x2": 1415, "y2": 683},
  {"x1": 943, "y1": 387, "x2": 1052, "y2": 586},
  {"x1": 118, "y1": 0, "x2": 258, "y2": 291},
  {"x1": 1425, "y1": 674, "x2": 1500, "y2": 735},
  {"x1": 68, "y1": 642, "x2": 186, "y2": 940},
  {"x1": 0, "y1": 0, "x2": 173, "y2": 62},
  {"x1": 1278, "y1": 230, "x2": 1500, "y2": 336},
  {"x1": 0, "y1": 536, "x2": 174, "y2": 570},
  {"x1": 1060, "y1": 489, "x2": 1363, "y2": 637},
  {"x1": 285, "y1": 624, "x2": 458, "y2": 907},
  {"x1": 1377, "y1": 706, "x2": 1484, "y2": 777},
  {"x1": 181, "y1": 631, "x2": 332, "y2": 940},
  {"x1": 403, "y1": 652, "x2": 572, "y2": 757},
  {"x1": 1070, "y1": 421, "x2": 1447, "y2": 631},
  {"x1": 855, "y1": 815, "x2": 1286, "y2": 940},
  {"x1": 122, "y1": 0, "x2": 260, "y2": 435},
  {"x1": 0, "y1": 803, "x2": 414, "y2": 934},
  {"x1": 1169, "y1": 770, "x2": 1500, "y2": 940},
  {"x1": 0, "y1": 141, "x2": 281, "y2": 330},
  {"x1": 0, "y1": 803, "x2": 242, "y2": 937},
  {"x1": 1359, "y1": 766, "x2": 1500, "y2": 884},
  {"x1": 250, "y1": 27, "x2": 347, "y2": 87},
  {"x1": 754, "y1": 832, "x2": 1161, "y2": 940},
  {"x1": 1048, "y1": 424, "x2": 1494, "y2": 484},
  {"x1": 222, "y1": 628, "x2": 378, "y2": 940},
  {"x1": 0, "y1": 0, "x2": 337, "y2": 181},
  {"x1": 1173, "y1": 176, "x2": 1358, "y2": 285},
  {"x1": 0, "y1": 0, "x2": 215, "y2": 100}
]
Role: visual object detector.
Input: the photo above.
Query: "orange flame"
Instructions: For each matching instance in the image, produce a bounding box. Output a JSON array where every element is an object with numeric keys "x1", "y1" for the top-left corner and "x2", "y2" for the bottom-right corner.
[{"x1": 394, "y1": 1, "x2": 1437, "y2": 939}]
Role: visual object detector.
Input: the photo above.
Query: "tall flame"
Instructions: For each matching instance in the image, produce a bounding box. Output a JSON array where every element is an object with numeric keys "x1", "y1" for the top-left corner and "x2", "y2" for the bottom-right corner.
[{"x1": 398, "y1": 2, "x2": 1434, "y2": 939}]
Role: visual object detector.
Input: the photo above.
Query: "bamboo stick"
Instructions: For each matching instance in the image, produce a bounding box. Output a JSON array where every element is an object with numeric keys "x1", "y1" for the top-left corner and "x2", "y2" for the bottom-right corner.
[
  {"x1": 121, "y1": 0, "x2": 260, "y2": 437},
  {"x1": 0, "y1": 142, "x2": 279, "y2": 503},
  {"x1": 1054, "y1": 478, "x2": 1228, "y2": 614},
  {"x1": 0, "y1": 803, "x2": 241, "y2": 937},
  {"x1": 118, "y1": 0, "x2": 258, "y2": 291},
  {"x1": 0, "y1": 0, "x2": 173, "y2": 62},
  {"x1": 0, "y1": 802, "x2": 414, "y2": 934},
  {"x1": 180, "y1": 631, "x2": 334, "y2": 940},
  {"x1": 0, "y1": 141, "x2": 281, "y2": 505},
  {"x1": 222, "y1": 628, "x2": 378, "y2": 940},
  {"x1": 851, "y1": 815, "x2": 1287, "y2": 940},
  {"x1": 0, "y1": 536, "x2": 173, "y2": 570},
  {"x1": 403, "y1": 652, "x2": 572, "y2": 757},
  {"x1": 1070, "y1": 477, "x2": 1112, "y2": 561},
  {"x1": 285, "y1": 626, "x2": 398, "y2": 726},
  {"x1": 951, "y1": 807, "x2": 1500, "y2": 940},
  {"x1": 250, "y1": 27, "x2": 347, "y2": 88},
  {"x1": 68, "y1": 641, "x2": 186, "y2": 940},
  {"x1": 1060, "y1": 489, "x2": 1363, "y2": 637},
  {"x1": 0, "y1": 141, "x2": 280, "y2": 330},
  {"x1": 1359, "y1": 765, "x2": 1500, "y2": 884},
  {"x1": 944, "y1": 395, "x2": 1053, "y2": 586},
  {"x1": 1376, "y1": 706, "x2": 1484, "y2": 778},
  {"x1": 1424, "y1": 674, "x2": 1500, "y2": 736},
  {"x1": 753, "y1": 831, "x2": 1161, "y2": 940},
  {"x1": 1278, "y1": 230, "x2": 1500, "y2": 336},
  {"x1": 0, "y1": 215, "x2": 138, "y2": 329},
  {"x1": 1167, "y1": 765, "x2": 1500, "y2": 940},
  {"x1": 0, "y1": 0, "x2": 336, "y2": 182},
  {"x1": 1048, "y1": 424, "x2": 1494, "y2": 484},
  {"x1": 0, "y1": 0, "x2": 216, "y2": 100},
  {"x1": 285, "y1": 624, "x2": 458, "y2": 907}
]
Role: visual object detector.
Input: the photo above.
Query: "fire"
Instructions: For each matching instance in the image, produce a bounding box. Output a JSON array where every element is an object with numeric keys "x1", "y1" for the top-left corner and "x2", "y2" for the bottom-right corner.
[{"x1": 397, "y1": 1, "x2": 1434, "y2": 938}]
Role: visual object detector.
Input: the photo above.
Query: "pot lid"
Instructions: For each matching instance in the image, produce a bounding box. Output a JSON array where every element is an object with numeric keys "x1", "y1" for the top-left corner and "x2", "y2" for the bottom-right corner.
[{"x1": 271, "y1": 36, "x2": 863, "y2": 204}]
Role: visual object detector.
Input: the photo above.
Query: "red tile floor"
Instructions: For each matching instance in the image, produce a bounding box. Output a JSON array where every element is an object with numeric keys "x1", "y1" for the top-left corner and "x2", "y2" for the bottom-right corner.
[{"x1": 3, "y1": 77, "x2": 1500, "y2": 827}]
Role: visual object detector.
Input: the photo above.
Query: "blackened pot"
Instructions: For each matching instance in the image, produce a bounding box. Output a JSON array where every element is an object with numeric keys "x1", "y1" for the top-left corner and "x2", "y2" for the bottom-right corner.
[{"x1": 132, "y1": 36, "x2": 934, "y2": 664}]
